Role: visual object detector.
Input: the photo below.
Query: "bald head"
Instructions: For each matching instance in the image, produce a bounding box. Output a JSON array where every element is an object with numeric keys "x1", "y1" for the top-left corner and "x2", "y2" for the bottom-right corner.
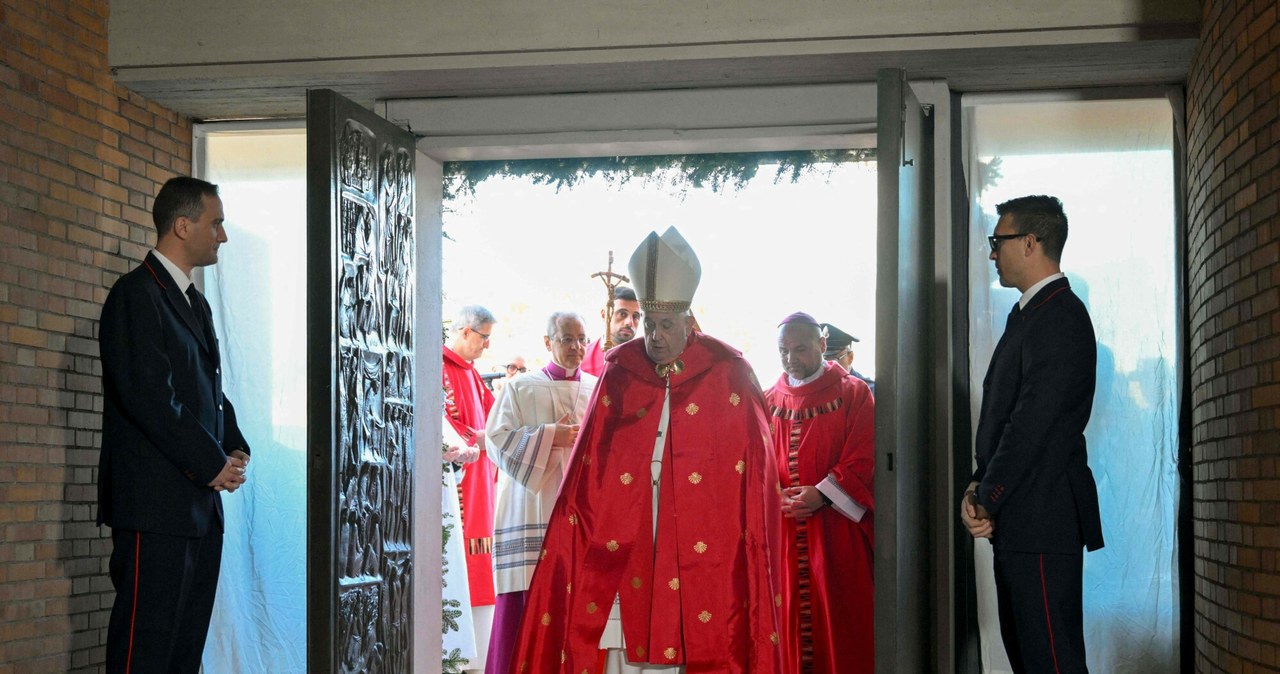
[{"x1": 777, "y1": 322, "x2": 826, "y2": 380}]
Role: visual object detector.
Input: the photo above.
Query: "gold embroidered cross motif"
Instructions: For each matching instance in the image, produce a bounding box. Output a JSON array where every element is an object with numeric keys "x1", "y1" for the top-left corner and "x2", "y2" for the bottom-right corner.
[
  {"x1": 688, "y1": 472, "x2": 702, "y2": 484},
  {"x1": 698, "y1": 610, "x2": 712, "y2": 623},
  {"x1": 729, "y1": 392, "x2": 741, "y2": 406},
  {"x1": 620, "y1": 472, "x2": 634, "y2": 485},
  {"x1": 685, "y1": 403, "x2": 699, "y2": 415}
]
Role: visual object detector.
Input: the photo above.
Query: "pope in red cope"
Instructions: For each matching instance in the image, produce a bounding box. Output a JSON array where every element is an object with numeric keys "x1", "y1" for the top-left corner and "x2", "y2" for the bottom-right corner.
[{"x1": 509, "y1": 227, "x2": 784, "y2": 674}]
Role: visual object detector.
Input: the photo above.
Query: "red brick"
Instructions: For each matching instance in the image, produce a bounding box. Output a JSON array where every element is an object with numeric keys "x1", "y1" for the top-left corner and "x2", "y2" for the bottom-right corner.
[
  {"x1": 1189, "y1": 0, "x2": 1280, "y2": 670},
  {"x1": 0, "y1": 1, "x2": 192, "y2": 670}
]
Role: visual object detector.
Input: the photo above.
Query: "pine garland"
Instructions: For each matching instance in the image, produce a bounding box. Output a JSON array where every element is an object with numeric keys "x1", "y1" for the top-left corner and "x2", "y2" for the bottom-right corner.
[{"x1": 443, "y1": 149, "x2": 876, "y2": 200}]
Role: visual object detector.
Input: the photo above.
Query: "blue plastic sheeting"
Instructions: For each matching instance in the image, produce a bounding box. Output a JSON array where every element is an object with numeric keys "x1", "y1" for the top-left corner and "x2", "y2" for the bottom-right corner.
[{"x1": 201, "y1": 131, "x2": 309, "y2": 674}]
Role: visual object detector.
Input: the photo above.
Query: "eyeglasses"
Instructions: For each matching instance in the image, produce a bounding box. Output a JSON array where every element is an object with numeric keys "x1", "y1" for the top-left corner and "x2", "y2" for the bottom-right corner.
[
  {"x1": 553, "y1": 336, "x2": 589, "y2": 346},
  {"x1": 505, "y1": 364, "x2": 527, "y2": 373},
  {"x1": 987, "y1": 233, "x2": 1029, "y2": 252},
  {"x1": 471, "y1": 328, "x2": 491, "y2": 340}
]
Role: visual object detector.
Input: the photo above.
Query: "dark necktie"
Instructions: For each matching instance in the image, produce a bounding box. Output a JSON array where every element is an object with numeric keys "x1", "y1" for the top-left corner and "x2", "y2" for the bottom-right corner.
[
  {"x1": 185, "y1": 285, "x2": 214, "y2": 344},
  {"x1": 1005, "y1": 302, "x2": 1021, "y2": 330}
]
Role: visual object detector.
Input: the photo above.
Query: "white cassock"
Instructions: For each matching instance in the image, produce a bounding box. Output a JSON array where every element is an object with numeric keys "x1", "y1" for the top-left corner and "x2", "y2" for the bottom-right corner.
[
  {"x1": 441, "y1": 460, "x2": 479, "y2": 664},
  {"x1": 598, "y1": 381, "x2": 683, "y2": 674}
]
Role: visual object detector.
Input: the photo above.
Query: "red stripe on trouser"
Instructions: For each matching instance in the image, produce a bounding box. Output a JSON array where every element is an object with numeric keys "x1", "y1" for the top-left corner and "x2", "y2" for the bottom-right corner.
[
  {"x1": 1038, "y1": 553, "x2": 1061, "y2": 674},
  {"x1": 127, "y1": 531, "x2": 140, "y2": 673}
]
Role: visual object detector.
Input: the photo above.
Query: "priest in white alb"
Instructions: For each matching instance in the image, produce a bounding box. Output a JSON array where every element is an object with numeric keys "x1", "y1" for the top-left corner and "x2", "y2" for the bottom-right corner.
[{"x1": 483, "y1": 311, "x2": 597, "y2": 674}]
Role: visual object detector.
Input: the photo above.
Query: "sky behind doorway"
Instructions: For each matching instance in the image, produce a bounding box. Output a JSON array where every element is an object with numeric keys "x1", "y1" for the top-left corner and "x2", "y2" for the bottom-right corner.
[{"x1": 441, "y1": 160, "x2": 879, "y2": 386}]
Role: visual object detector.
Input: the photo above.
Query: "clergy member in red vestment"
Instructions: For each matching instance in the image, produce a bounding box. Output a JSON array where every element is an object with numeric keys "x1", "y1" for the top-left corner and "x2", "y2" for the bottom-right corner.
[
  {"x1": 443, "y1": 304, "x2": 499, "y2": 672},
  {"x1": 580, "y1": 285, "x2": 642, "y2": 376},
  {"x1": 510, "y1": 227, "x2": 785, "y2": 674},
  {"x1": 765, "y1": 312, "x2": 875, "y2": 674}
]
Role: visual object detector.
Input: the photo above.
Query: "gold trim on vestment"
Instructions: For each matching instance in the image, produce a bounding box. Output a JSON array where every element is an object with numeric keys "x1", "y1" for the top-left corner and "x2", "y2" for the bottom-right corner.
[{"x1": 640, "y1": 299, "x2": 691, "y2": 313}]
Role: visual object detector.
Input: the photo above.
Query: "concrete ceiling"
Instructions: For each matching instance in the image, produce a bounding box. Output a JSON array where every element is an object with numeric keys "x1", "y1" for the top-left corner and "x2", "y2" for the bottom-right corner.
[{"x1": 115, "y1": 38, "x2": 1198, "y2": 122}]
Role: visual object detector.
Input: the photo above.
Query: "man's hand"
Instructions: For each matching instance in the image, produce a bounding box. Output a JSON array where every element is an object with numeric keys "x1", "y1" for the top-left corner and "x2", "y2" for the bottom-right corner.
[
  {"x1": 443, "y1": 444, "x2": 480, "y2": 464},
  {"x1": 210, "y1": 455, "x2": 248, "y2": 493},
  {"x1": 960, "y1": 488, "x2": 994, "y2": 539},
  {"x1": 552, "y1": 412, "x2": 579, "y2": 449},
  {"x1": 781, "y1": 485, "x2": 826, "y2": 521}
]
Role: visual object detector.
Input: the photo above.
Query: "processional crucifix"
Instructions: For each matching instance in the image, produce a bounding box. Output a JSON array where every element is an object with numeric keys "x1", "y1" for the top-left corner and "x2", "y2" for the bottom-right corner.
[{"x1": 590, "y1": 251, "x2": 630, "y2": 352}]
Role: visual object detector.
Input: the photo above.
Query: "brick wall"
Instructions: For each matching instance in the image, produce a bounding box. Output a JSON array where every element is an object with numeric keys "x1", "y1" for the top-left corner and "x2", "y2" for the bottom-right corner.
[
  {"x1": 0, "y1": 0, "x2": 192, "y2": 671},
  {"x1": 1186, "y1": 0, "x2": 1280, "y2": 672}
]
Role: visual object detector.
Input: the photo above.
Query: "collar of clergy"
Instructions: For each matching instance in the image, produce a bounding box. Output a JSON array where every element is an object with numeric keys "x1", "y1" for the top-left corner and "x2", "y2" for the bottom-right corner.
[{"x1": 654, "y1": 359, "x2": 685, "y2": 379}]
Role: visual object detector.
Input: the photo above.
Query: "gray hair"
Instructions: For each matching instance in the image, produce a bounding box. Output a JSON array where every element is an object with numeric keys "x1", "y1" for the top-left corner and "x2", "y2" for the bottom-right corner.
[
  {"x1": 452, "y1": 305, "x2": 496, "y2": 332},
  {"x1": 545, "y1": 311, "x2": 584, "y2": 338}
]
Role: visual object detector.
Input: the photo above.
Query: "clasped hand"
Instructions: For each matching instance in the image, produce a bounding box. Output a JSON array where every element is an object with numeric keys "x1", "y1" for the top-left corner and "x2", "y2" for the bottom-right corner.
[
  {"x1": 444, "y1": 433, "x2": 483, "y2": 464},
  {"x1": 781, "y1": 485, "x2": 825, "y2": 520},
  {"x1": 210, "y1": 450, "x2": 250, "y2": 493},
  {"x1": 959, "y1": 488, "x2": 994, "y2": 539}
]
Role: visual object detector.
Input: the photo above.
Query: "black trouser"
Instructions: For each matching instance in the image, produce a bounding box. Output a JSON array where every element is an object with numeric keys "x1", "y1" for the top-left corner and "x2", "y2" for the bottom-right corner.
[
  {"x1": 993, "y1": 548, "x2": 1088, "y2": 674},
  {"x1": 106, "y1": 528, "x2": 223, "y2": 674}
]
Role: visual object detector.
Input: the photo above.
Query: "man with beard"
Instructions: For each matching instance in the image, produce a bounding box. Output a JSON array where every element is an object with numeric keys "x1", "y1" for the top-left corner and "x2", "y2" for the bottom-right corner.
[
  {"x1": 766, "y1": 313, "x2": 874, "y2": 673},
  {"x1": 581, "y1": 285, "x2": 642, "y2": 376}
]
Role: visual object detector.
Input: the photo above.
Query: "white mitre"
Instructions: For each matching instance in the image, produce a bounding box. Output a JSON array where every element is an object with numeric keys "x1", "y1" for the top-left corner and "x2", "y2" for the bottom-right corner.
[{"x1": 627, "y1": 226, "x2": 702, "y2": 314}]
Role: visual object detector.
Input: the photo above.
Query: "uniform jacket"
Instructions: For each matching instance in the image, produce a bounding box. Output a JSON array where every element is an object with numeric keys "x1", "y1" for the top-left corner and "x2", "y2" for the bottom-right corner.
[
  {"x1": 972, "y1": 277, "x2": 1104, "y2": 554},
  {"x1": 97, "y1": 252, "x2": 249, "y2": 537}
]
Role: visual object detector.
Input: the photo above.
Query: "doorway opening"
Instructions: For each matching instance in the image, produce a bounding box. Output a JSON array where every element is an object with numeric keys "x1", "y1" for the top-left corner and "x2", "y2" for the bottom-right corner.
[
  {"x1": 962, "y1": 93, "x2": 1181, "y2": 673},
  {"x1": 439, "y1": 152, "x2": 879, "y2": 386}
]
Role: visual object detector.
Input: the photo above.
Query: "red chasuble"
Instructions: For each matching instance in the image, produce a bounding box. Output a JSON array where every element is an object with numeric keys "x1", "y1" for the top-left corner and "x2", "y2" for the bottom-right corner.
[
  {"x1": 510, "y1": 333, "x2": 785, "y2": 674},
  {"x1": 443, "y1": 345, "x2": 498, "y2": 606},
  {"x1": 765, "y1": 361, "x2": 874, "y2": 674}
]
